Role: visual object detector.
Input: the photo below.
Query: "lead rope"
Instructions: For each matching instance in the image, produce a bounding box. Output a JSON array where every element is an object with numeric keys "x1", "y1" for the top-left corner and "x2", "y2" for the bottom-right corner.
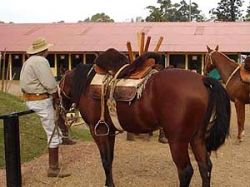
[
  {"x1": 225, "y1": 65, "x2": 241, "y2": 87},
  {"x1": 48, "y1": 91, "x2": 62, "y2": 147},
  {"x1": 48, "y1": 83, "x2": 71, "y2": 147}
]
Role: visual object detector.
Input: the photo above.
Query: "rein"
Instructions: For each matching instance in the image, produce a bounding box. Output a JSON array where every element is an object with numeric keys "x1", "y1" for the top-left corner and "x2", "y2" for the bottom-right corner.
[{"x1": 207, "y1": 50, "x2": 240, "y2": 87}]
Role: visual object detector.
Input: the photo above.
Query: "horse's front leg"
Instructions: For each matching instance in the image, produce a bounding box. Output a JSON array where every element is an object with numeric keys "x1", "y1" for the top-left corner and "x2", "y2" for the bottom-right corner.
[
  {"x1": 234, "y1": 100, "x2": 245, "y2": 142},
  {"x1": 91, "y1": 128, "x2": 116, "y2": 187}
]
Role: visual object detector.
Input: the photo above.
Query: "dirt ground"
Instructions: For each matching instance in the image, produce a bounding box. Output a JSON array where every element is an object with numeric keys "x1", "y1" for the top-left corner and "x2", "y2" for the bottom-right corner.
[{"x1": 1, "y1": 101, "x2": 250, "y2": 186}]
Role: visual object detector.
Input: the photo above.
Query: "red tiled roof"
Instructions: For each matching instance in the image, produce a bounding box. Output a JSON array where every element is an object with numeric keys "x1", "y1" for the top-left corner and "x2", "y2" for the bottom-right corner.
[{"x1": 0, "y1": 22, "x2": 250, "y2": 53}]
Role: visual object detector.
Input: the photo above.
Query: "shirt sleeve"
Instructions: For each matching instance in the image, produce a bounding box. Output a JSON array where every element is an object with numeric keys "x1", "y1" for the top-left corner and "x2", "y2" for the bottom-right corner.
[{"x1": 33, "y1": 57, "x2": 58, "y2": 94}]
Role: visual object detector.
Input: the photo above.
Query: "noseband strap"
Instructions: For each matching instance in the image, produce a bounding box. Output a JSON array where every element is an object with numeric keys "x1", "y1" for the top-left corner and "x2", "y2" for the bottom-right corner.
[{"x1": 207, "y1": 50, "x2": 216, "y2": 66}]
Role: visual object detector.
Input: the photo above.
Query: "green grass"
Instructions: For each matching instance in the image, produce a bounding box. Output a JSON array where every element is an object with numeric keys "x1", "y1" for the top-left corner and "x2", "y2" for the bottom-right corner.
[{"x1": 0, "y1": 91, "x2": 92, "y2": 169}]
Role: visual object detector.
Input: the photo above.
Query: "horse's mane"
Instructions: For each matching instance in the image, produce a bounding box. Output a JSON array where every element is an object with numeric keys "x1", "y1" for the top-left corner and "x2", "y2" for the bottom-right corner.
[{"x1": 71, "y1": 63, "x2": 95, "y2": 105}]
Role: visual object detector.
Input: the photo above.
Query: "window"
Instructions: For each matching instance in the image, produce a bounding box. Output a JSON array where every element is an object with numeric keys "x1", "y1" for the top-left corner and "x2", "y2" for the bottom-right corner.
[{"x1": 169, "y1": 54, "x2": 185, "y2": 69}]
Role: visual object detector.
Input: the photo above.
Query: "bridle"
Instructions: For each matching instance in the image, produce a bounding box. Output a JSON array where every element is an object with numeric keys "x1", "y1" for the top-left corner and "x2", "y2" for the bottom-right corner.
[
  {"x1": 205, "y1": 50, "x2": 217, "y2": 73},
  {"x1": 56, "y1": 74, "x2": 77, "y2": 127},
  {"x1": 56, "y1": 66, "x2": 95, "y2": 127},
  {"x1": 205, "y1": 50, "x2": 241, "y2": 87},
  {"x1": 57, "y1": 75, "x2": 75, "y2": 113}
]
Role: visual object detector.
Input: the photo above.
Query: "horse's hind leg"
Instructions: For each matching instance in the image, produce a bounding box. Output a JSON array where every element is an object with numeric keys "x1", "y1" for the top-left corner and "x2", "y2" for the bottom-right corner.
[
  {"x1": 190, "y1": 137, "x2": 212, "y2": 187},
  {"x1": 91, "y1": 131, "x2": 116, "y2": 187},
  {"x1": 235, "y1": 101, "x2": 245, "y2": 142},
  {"x1": 169, "y1": 142, "x2": 193, "y2": 187}
]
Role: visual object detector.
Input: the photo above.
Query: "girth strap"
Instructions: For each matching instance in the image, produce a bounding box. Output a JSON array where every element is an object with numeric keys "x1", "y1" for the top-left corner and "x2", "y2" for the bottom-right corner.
[{"x1": 107, "y1": 64, "x2": 129, "y2": 131}]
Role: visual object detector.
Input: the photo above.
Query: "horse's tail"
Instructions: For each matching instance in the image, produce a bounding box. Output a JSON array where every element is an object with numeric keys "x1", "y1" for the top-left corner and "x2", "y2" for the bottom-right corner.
[{"x1": 203, "y1": 77, "x2": 231, "y2": 152}]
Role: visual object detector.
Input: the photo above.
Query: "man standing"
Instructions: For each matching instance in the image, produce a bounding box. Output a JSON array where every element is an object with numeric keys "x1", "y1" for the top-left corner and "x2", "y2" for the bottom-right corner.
[{"x1": 20, "y1": 37, "x2": 71, "y2": 177}]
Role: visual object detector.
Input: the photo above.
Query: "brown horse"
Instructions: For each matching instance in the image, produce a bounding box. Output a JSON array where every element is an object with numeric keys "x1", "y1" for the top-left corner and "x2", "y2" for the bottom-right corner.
[
  {"x1": 204, "y1": 46, "x2": 248, "y2": 142},
  {"x1": 56, "y1": 49, "x2": 230, "y2": 187}
]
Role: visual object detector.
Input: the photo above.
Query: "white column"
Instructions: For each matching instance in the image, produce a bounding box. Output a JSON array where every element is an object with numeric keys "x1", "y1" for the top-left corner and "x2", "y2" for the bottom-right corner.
[
  {"x1": 165, "y1": 53, "x2": 169, "y2": 67},
  {"x1": 185, "y1": 54, "x2": 188, "y2": 70},
  {"x1": 69, "y1": 54, "x2": 72, "y2": 70},
  {"x1": 201, "y1": 54, "x2": 204, "y2": 75}
]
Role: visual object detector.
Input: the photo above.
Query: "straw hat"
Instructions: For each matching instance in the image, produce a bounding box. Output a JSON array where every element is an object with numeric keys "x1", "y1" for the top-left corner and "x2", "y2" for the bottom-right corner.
[{"x1": 26, "y1": 37, "x2": 53, "y2": 54}]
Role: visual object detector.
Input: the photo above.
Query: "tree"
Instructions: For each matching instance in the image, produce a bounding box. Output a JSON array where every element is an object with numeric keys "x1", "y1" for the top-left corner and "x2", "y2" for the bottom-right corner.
[
  {"x1": 245, "y1": 2, "x2": 250, "y2": 21},
  {"x1": 158, "y1": 0, "x2": 179, "y2": 21},
  {"x1": 145, "y1": 6, "x2": 165, "y2": 21},
  {"x1": 84, "y1": 13, "x2": 114, "y2": 22},
  {"x1": 210, "y1": 0, "x2": 243, "y2": 21},
  {"x1": 145, "y1": 0, "x2": 204, "y2": 22},
  {"x1": 176, "y1": 0, "x2": 204, "y2": 21}
]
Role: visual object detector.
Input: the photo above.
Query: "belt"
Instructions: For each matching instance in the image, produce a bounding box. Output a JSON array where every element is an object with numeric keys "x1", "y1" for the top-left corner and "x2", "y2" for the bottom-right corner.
[{"x1": 23, "y1": 93, "x2": 49, "y2": 101}]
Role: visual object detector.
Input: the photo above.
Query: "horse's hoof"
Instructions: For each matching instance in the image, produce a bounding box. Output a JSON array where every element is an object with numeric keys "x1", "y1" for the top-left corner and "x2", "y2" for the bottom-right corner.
[
  {"x1": 235, "y1": 138, "x2": 243, "y2": 144},
  {"x1": 241, "y1": 130, "x2": 245, "y2": 137},
  {"x1": 158, "y1": 137, "x2": 168, "y2": 144}
]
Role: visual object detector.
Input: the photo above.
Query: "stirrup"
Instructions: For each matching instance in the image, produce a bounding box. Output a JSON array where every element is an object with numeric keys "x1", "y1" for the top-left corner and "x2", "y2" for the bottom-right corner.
[{"x1": 94, "y1": 120, "x2": 110, "y2": 136}]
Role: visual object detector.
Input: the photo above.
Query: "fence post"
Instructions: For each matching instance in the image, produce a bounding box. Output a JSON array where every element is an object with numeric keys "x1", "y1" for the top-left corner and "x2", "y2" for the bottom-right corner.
[
  {"x1": 0, "y1": 110, "x2": 34, "y2": 187},
  {"x1": 3, "y1": 115, "x2": 21, "y2": 187}
]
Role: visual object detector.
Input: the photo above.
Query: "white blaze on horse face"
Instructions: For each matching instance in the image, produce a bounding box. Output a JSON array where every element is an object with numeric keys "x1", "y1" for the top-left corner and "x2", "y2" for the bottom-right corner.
[
  {"x1": 204, "y1": 53, "x2": 211, "y2": 74},
  {"x1": 204, "y1": 51, "x2": 216, "y2": 74}
]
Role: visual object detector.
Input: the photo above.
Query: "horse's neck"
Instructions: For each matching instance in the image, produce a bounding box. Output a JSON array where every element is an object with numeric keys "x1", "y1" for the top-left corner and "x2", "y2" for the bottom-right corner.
[{"x1": 212, "y1": 53, "x2": 238, "y2": 84}]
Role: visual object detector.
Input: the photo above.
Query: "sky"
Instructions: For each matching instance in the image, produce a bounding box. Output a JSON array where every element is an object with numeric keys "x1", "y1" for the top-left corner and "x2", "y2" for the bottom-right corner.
[{"x1": 0, "y1": 0, "x2": 249, "y2": 23}]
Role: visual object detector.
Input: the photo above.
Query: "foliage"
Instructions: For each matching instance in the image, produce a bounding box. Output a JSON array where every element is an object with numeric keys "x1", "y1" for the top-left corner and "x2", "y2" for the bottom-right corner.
[
  {"x1": 176, "y1": 0, "x2": 204, "y2": 21},
  {"x1": 146, "y1": 0, "x2": 204, "y2": 22},
  {"x1": 84, "y1": 13, "x2": 114, "y2": 22},
  {"x1": 145, "y1": 5, "x2": 164, "y2": 21},
  {"x1": 210, "y1": 0, "x2": 243, "y2": 21},
  {"x1": 245, "y1": 2, "x2": 250, "y2": 21},
  {"x1": 0, "y1": 91, "x2": 92, "y2": 169}
]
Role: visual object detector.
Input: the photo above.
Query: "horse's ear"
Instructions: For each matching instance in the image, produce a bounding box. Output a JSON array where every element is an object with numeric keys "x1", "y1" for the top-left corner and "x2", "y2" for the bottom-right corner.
[
  {"x1": 207, "y1": 46, "x2": 212, "y2": 53},
  {"x1": 215, "y1": 45, "x2": 219, "y2": 51}
]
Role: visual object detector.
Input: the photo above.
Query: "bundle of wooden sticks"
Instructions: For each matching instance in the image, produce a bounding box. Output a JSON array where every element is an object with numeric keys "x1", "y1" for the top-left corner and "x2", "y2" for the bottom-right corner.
[{"x1": 126, "y1": 32, "x2": 164, "y2": 63}]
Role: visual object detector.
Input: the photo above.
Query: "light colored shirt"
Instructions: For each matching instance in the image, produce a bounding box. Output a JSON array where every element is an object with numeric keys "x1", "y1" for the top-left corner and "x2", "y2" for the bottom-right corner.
[{"x1": 20, "y1": 55, "x2": 57, "y2": 94}]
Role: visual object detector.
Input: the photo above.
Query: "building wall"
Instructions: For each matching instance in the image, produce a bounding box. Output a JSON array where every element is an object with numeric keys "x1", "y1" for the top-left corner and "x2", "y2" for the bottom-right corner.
[{"x1": 0, "y1": 51, "x2": 242, "y2": 80}]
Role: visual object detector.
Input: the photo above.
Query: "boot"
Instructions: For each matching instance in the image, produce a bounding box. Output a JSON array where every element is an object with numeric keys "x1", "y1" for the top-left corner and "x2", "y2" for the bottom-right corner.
[
  {"x1": 158, "y1": 128, "x2": 168, "y2": 144},
  {"x1": 47, "y1": 148, "x2": 71, "y2": 178},
  {"x1": 126, "y1": 132, "x2": 135, "y2": 141},
  {"x1": 58, "y1": 119, "x2": 76, "y2": 145}
]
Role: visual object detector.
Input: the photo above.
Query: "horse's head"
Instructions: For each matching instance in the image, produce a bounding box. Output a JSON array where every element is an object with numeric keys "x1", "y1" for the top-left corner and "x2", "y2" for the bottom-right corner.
[
  {"x1": 57, "y1": 64, "x2": 95, "y2": 113},
  {"x1": 55, "y1": 64, "x2": 95, "y2": 128},
  {"x1": 204, "y1": 45, "x2": 219, "y2": 75},
  {"x1": 56, "y1": 70, "x2": 75, "y2": 117}
]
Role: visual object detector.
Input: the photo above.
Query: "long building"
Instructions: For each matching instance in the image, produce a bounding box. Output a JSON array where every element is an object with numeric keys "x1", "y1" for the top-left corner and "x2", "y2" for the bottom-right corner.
[{"x1": 0, "y1": 22, "x2": 250, "y2": 80}]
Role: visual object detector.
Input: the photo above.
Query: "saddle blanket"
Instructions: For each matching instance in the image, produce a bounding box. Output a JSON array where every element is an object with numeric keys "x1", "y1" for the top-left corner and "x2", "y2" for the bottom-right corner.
[{"x1": 90, "y1": 69, "x2": 158, "y2": 102}]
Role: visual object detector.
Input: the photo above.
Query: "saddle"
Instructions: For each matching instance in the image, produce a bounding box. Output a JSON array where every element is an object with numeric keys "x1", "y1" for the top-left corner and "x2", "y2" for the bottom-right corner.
[
  {"x1": 91, "y1": 49, "x2": 161, "y2": 131},
  {"x1": 94, "y1": 58, "x2": 156, "y2": 79},
  {"x1": 240, "y1": 57, "x2": 250, "y2": 83}
]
